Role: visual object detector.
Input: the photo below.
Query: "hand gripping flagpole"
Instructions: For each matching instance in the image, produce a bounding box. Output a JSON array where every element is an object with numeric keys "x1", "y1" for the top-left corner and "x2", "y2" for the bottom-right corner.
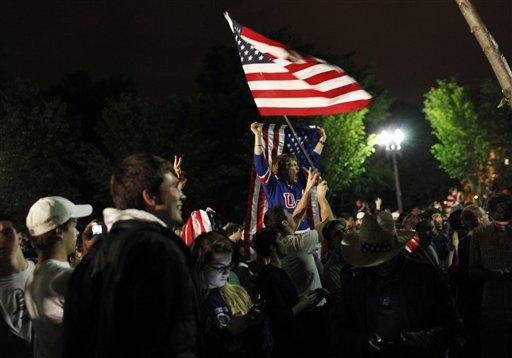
[
  {"x1": 283, "y1": 115, "x2": 322, "y2": 228},
  {"x1": 283, "y1": 115, "x2": 318, "y2": 173}
]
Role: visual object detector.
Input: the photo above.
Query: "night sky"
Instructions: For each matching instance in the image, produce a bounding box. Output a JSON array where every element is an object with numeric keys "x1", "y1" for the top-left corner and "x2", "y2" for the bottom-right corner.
[{"x1": 1, "y1": 0, "x2": 511, "y2": 104}]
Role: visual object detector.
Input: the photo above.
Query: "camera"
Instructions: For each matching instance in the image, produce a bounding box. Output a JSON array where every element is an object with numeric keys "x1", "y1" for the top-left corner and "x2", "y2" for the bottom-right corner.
[{"x1": 92, "y1": 223, "x2": 103, "y2": 236}]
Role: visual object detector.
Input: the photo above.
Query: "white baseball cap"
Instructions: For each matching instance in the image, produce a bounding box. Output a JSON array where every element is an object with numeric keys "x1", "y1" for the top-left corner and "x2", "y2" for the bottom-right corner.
[{"x1": 26, "y1": 196, "x2": 93, "y2": 236}]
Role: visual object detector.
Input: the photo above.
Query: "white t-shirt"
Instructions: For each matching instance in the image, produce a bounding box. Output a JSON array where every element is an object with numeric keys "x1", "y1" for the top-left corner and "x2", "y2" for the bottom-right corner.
[
  {"x1": 281, "y1": 230, "x2": 323, "y2": 298},
  {"x1": 0, "y1": 260, "x2": 35, "y2": 342},
  {"x1": 25, "y1": 259, "x2": 73, "y2": 358}
]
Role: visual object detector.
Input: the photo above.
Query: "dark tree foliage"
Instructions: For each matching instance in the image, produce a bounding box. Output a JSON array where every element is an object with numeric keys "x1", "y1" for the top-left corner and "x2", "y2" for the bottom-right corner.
[
  {"x1": 0, "y1": 33, "x2": 393, "y2": 224},
  {"x1": 0, "y1": 80, "x2": 81, "y2": 221}
]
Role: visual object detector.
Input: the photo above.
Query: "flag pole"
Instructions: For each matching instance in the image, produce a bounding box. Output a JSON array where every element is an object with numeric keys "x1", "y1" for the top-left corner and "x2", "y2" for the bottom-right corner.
[{"x1": 283, "y1": 115, "x2": 318, "y2": 172}]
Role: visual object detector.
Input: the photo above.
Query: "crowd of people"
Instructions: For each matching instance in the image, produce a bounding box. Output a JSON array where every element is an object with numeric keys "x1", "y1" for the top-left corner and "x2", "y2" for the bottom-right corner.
[{"x1": 1, "y1": 133, "x2": 512, "y2": 357}]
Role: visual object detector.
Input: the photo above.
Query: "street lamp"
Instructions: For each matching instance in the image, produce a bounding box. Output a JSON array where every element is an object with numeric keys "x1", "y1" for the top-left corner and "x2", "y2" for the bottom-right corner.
[{"x1": 377, "y1": 129, "x2": 405, "y2": 213}]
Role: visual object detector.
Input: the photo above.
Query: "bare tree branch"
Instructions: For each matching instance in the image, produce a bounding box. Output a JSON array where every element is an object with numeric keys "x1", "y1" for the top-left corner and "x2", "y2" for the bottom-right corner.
[{"x1": 455, "y1": 0, "x2": 512, "y2": 110}]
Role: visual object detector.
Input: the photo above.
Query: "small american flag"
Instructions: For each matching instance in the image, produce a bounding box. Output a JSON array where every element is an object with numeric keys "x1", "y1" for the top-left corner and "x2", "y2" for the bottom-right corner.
[
  {"x1": 182, "y1": 210, "x2": 212, "y2": 246},
  {"x1": 225, "y1": 12, "x2": 372, "y2": 116},
  {"x1": 243, "y1": 123, "x2": 321, "y2": 242}
]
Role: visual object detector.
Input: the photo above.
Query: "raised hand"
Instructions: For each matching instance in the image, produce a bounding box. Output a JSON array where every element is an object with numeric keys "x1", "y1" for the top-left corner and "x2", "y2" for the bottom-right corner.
[
  {"x1": 317, "y1": 126, "x2": 327, "y2": 141},
  {"x1": 305, "y1": 168, "x2": 320, "y2": 192},
  {"x1": 250, "y1": 122, "x2": 262, "y2": 136},
  {"x1": 317, "y1": 180, "x2": 329, "y2": 198},
  {"x1": 81, "y1": 220, "x2": 106, "y2": 257},
  {"x1": 375, "y1": 197, "x2": 382, "y2": 210},
  {"x1": 173, "y1": 155, "x2": 187, "y2": 190}
]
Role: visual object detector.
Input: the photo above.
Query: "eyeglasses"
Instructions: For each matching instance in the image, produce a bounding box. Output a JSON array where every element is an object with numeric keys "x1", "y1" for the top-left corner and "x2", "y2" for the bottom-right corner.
[{"x1": 208, "y1": 264, "x2": 232, "y2": 274}]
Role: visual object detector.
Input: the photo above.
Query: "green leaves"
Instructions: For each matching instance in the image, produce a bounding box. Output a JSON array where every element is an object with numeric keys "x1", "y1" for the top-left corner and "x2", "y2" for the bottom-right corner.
[
  {"x1": 423, "y1": 79, "x2": 512, "y2": 193},
  {"x1": 321, "y1": 109, "x2": 376, "y2": 192}
]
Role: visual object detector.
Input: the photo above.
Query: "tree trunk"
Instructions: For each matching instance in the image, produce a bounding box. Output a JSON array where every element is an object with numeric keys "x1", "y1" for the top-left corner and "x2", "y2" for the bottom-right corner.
[{"x1": 454, "y1": 0, "x2": 512, "y2": 110}]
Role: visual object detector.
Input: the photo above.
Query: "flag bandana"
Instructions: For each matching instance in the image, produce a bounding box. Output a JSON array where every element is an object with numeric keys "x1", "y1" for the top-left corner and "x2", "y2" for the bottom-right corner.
[
  {"x1": 225, "y1": 13, "x2": 372, "y2": 116},
  {"x1": 244, "y1": 123, "x2": 321, "y2": 239}
]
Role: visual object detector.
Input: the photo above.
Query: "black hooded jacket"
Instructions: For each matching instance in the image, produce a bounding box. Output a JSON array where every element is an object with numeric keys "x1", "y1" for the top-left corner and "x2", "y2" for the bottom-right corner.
[{"x1": 63, "y1": 218, "x2": 202, "y2": 358}]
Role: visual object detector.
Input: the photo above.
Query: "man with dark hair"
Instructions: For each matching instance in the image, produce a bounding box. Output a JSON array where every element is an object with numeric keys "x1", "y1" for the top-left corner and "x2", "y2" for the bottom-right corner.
[
  {"x1": 405, "y1": 212, "x2": 441, "y2": 269},
  {"x1": 263, "y1": 172, "x2": 335, "y2": 357},
  {"x1": 322, "y1": 219, "x2": 350, "y2": 358},
  {"x1": 450, "y1": 205, "x2": 488, "y2": 357},
  {"x1": 252, "y1": 228, "x2": 317, "y2": 358},
  {"x1": 470, "y1": 193, "x2": 512, "y2": 357},
  {"x1": 322, "y1": 219, "x2": 350, "y2": 303},
  {"x1": 63, "y1": 153, "x2": 201, "y2": 358},
  {"x1": 251, "y1": 122, "x2": 326, "y2": 231},
  {"x1": 223, "y1": 223, "x2": 243, "y2": 242},
  {"x1": 263, "y1": 173, "x2": 330, "y2": 299},
  {"x1": 0, "y1": 214, "x2": 34, "y2": 358}
]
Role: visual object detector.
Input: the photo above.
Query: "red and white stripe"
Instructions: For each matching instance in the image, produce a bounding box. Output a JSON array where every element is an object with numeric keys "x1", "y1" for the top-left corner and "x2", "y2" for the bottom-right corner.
[
  {"x1": 182, "y1": 210, "x2": 212, "y2": 246},
  {"x1": 225, "y1": 13, "x2": 372, "y2": 116}
]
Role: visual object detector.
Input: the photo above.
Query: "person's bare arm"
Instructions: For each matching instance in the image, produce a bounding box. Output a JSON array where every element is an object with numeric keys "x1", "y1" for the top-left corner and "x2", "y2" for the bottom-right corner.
[
  {"x1": 313, "y1": 126, "x2": 327, "y2": 155},
  {"x1": 317, "y1": 180, "x2": 334, "y2": 224},
  {"x1": 292, "y1": 169, "x2": 319, "y2": 227},
  {"x1": 251, "y1": 122, "x2": 264, "y2": 155},
  {"x1": 312, "y1": 180, "x2": 335, "y2": 240}
]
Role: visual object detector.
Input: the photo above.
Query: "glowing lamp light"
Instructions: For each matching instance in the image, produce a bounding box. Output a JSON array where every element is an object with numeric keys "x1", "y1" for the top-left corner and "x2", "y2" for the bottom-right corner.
[{"x1": 376, "y1": 128, "x2": 405, "y2": 151}]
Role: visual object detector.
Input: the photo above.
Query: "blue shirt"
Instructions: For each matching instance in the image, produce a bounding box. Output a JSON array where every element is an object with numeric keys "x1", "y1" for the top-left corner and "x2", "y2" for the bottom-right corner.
[{"x1": 254, "y1": 153, "x2": 320, "y2": 231}]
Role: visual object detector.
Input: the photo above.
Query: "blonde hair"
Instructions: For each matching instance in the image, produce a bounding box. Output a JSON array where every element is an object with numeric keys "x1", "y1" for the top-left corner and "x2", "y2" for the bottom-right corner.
[{"x1": 220, "y1": 283, "x2": 252, "y2": 316}]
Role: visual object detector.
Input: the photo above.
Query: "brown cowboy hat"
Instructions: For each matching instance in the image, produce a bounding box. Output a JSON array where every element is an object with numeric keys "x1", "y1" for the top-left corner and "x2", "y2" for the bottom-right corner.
[{"x1": 341, "y1": 211, "x2": 415, "y2": 267}]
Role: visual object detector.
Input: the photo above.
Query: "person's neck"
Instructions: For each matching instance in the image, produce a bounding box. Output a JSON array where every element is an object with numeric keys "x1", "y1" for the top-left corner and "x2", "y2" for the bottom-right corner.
[
  {"x1": 270, "y1": 253, "x2": 282, "y2": 268},
  {"x1": 144, "y1": 209, "x2": 171, "y2": 228},
  {"x1": 38, "y1": 245, "x2": 69, "y2": 263},
  {"x1": 0, "y1": 249, "x2": 28, "y2": 276}
]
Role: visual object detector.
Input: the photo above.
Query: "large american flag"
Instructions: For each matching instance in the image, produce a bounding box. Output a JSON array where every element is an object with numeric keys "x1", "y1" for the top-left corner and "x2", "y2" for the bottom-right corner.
[
  {"x1": 243, "y1": 123, "x2": 321, "y2": 243},
  {"x1": 225, "y1": 13, "x2": 372, "y2": 116}
]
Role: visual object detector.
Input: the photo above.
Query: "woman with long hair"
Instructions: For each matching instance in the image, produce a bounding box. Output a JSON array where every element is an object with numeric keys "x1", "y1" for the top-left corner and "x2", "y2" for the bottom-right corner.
[{"x1": 191, "y1": 232, "x2": 271, "y2": 358}]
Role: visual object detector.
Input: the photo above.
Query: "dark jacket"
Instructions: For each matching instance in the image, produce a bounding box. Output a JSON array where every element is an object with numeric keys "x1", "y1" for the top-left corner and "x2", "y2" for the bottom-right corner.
[
  {"x1": 257, "y1": 264, "x2": 304, "y2": 358},
  {"x1": 63, "y1": 219, "x2": 201, "y2": 358},
  {"x1": 340, "y1": 254, "x2": 459, "y2": 358}
]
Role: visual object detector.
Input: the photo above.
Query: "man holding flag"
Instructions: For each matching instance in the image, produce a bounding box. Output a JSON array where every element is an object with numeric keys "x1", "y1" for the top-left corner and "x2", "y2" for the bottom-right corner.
[
  {"x1": 224, "y1": 12, "x2": 372, "y2": 239},
  {"x1": 251, "y1": 122, "x2": 326, "y2": 231}
]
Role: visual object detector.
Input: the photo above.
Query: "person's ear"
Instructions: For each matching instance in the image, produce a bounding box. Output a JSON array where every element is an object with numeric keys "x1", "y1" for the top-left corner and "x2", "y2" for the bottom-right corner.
[
  {"x1": 142, "y1": 189, "x2": 158, "y2": 209},
  {"x1": 54, "y1": 227, "x2": 64, "y2": 240},
  {"x1": 281, "y1": 219, "x2": 289, "y2": 228}
]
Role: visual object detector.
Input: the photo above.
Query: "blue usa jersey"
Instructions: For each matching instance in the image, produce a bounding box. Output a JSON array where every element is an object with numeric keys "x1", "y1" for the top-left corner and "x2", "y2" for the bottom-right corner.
[{"x1": 254, "y1": 152, "x2": 320, "y2": 231}]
